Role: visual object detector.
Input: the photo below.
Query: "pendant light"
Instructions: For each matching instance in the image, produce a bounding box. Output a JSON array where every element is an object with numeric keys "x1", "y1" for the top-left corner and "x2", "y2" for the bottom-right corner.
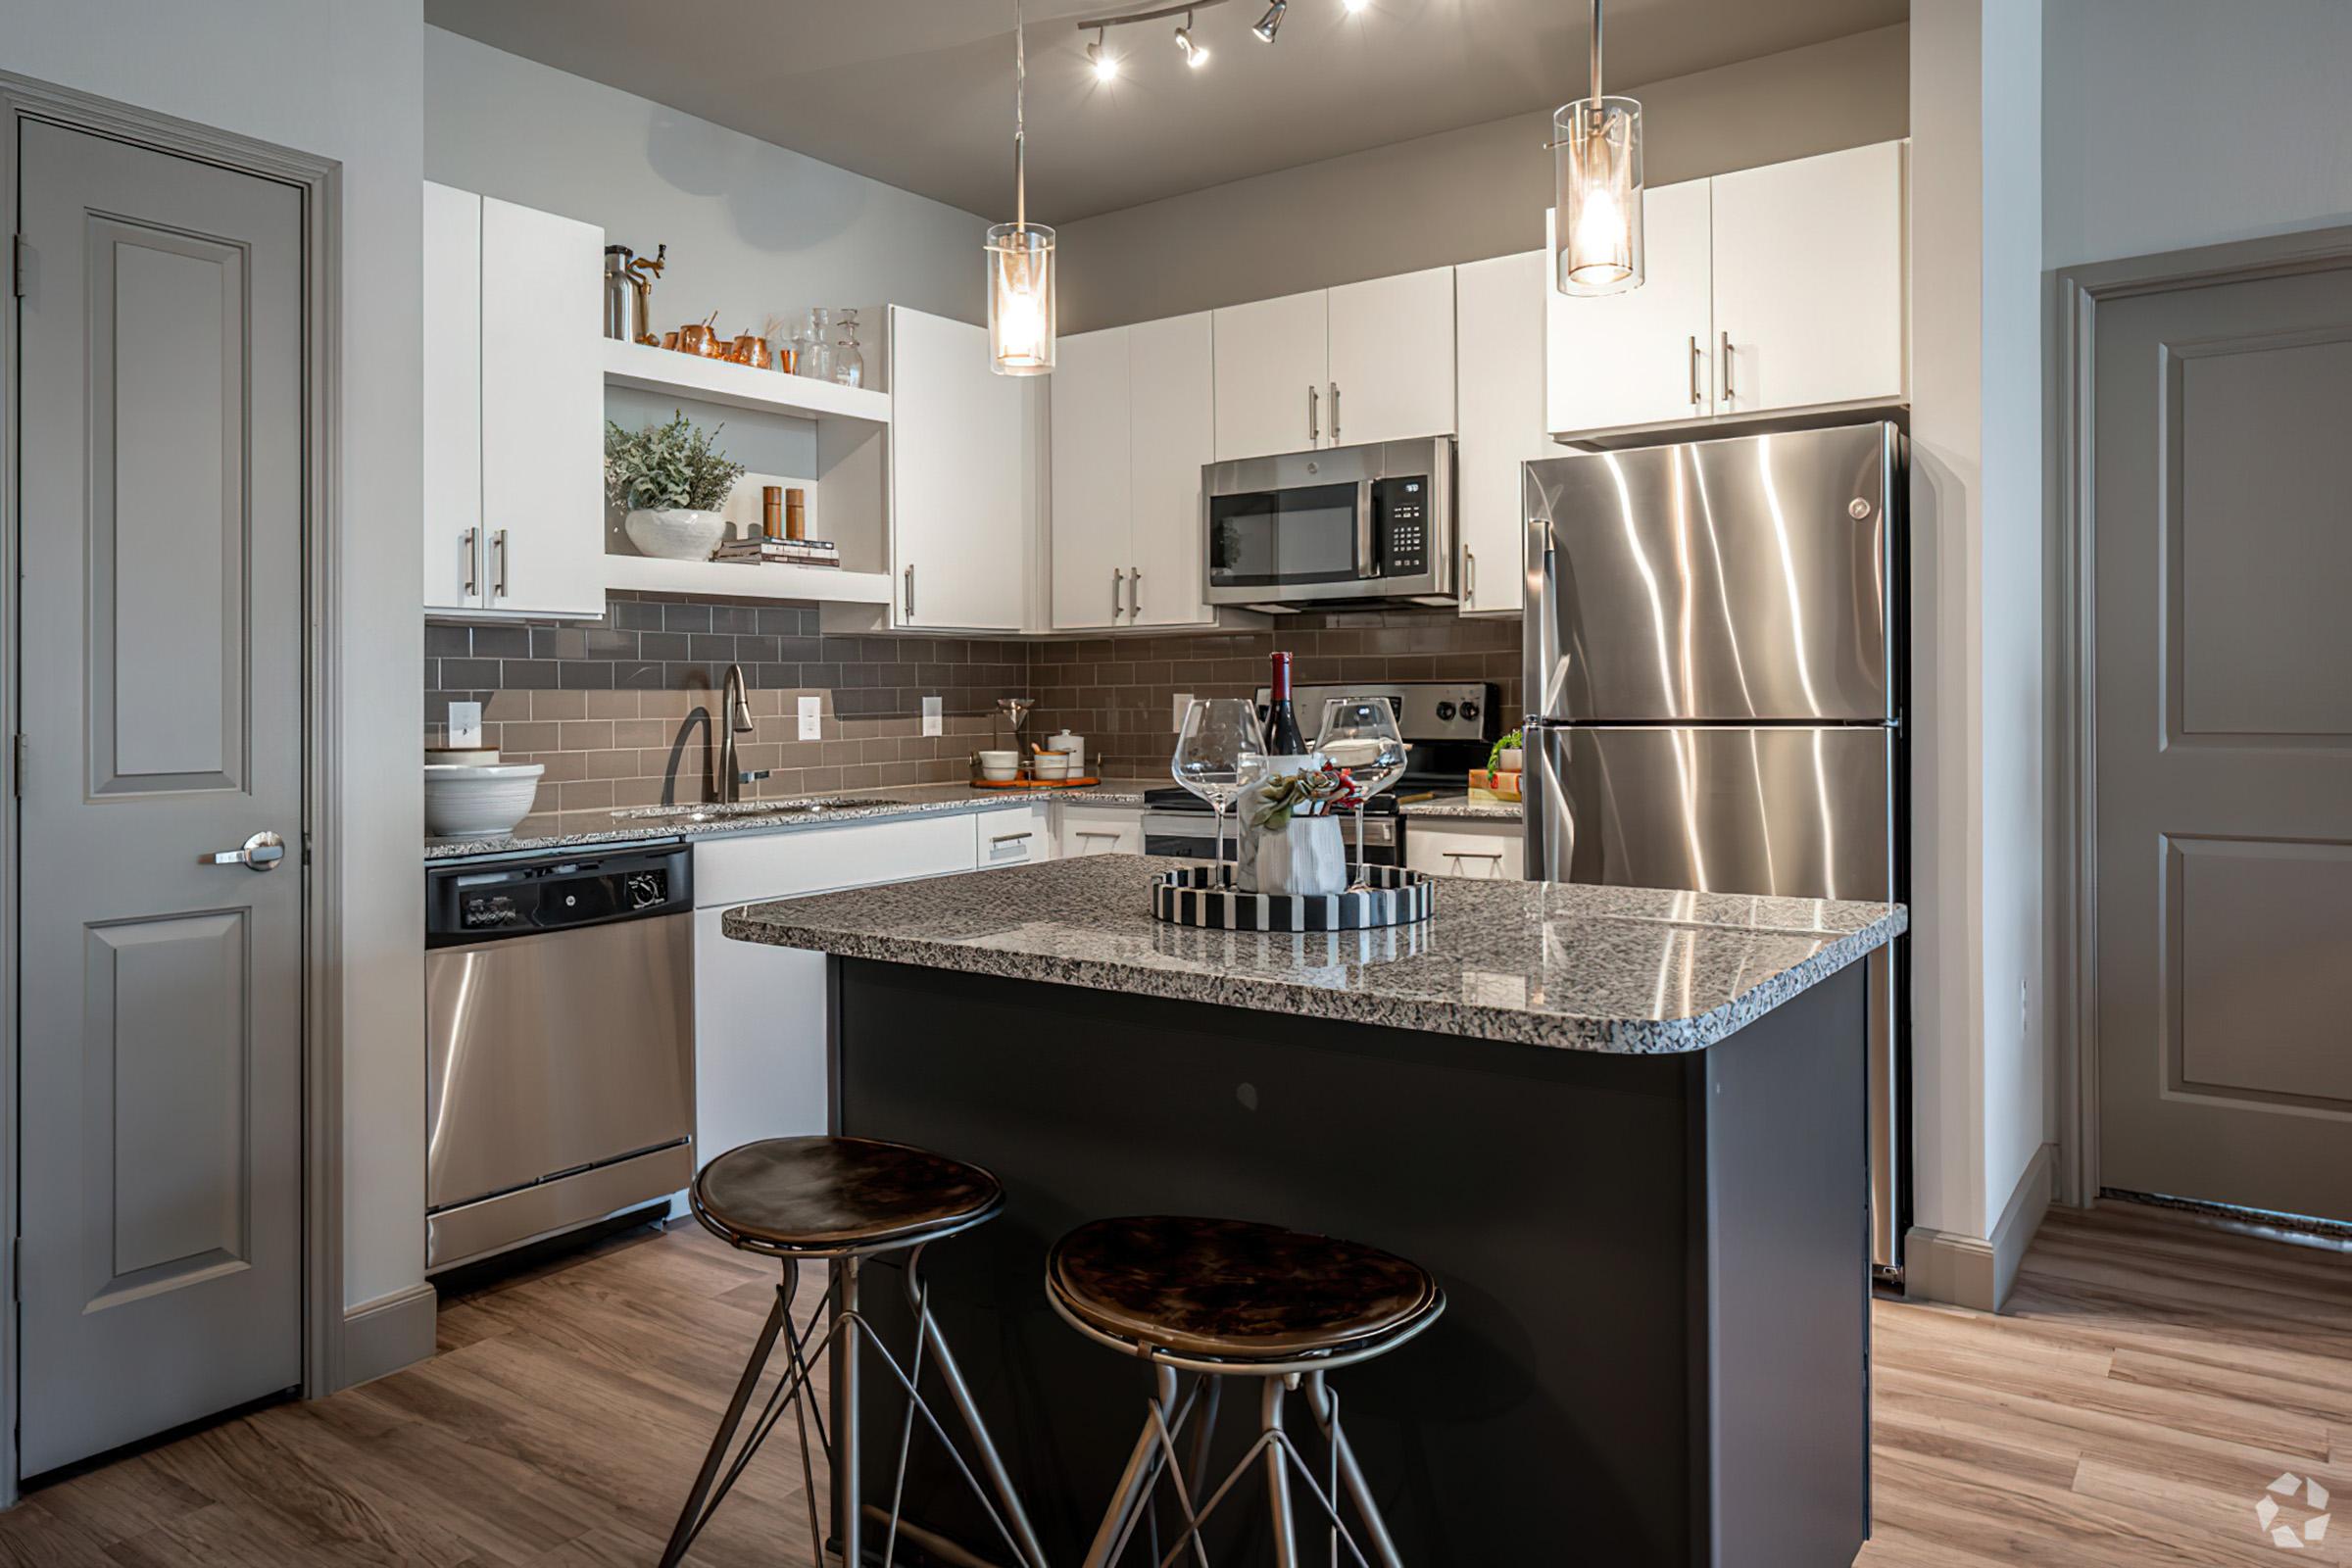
[
  {"x1": 987, "y1": 0, "x2": 1056, "y2": 374},
  {"x1": 1552, "y1": 0, "x2": 1642, "y2": 296}
]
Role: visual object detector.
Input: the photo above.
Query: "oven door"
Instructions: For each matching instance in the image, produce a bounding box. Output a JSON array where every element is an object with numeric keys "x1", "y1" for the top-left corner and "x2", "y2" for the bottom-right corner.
[
  {"x1": 1205, "y1": 479, "x2": 1369, "y2": 603},
  {"x1": 1143, "y1": 810, "x2": 1401, "y2": 866}
]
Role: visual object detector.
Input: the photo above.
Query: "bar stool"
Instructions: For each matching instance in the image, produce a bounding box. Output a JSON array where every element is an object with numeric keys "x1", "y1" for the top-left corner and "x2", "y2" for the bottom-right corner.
[
  {"x1": 660, "y1": 1136, "x2": 1047, "y2": 1568},
  {"x1": 1048, "y1": 1215, "x2": 1445, "y2": 1568}
]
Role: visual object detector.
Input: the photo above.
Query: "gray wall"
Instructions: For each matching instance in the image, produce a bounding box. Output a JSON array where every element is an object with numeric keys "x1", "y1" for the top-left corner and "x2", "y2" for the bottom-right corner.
[
  {"x1": 1057, "y1": 23, "x2": 1909, "y2": 332},
  {"x1": 424, "y1": 26, "x2": 992, "y2": 339}
]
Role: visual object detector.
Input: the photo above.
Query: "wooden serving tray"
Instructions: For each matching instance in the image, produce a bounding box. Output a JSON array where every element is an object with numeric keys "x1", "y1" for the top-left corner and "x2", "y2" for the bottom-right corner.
[{"x1": 968, "y1": 775, "x2": 1102, "y2": 789}]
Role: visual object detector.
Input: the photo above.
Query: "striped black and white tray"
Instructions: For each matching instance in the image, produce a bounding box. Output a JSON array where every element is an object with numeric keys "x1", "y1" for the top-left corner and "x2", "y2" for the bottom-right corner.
[{"x1": 1151, "y1": 862, "x2": 1435, "y2": 931}]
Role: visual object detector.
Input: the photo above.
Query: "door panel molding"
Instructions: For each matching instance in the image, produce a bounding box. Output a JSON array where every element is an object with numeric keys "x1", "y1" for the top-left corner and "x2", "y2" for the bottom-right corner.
[
  {"x1": 0, "y1": 70, "x2": 347, "y2": 1503},
  {"x1": 2052, "y1": 221, "x2": 2352, "y2": 1211}
]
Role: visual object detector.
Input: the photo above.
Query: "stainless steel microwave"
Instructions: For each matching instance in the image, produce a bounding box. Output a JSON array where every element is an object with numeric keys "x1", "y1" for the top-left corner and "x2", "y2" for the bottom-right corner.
[{"x1": 1202, "y1": 436, "x2": 1457, "y2": 610}]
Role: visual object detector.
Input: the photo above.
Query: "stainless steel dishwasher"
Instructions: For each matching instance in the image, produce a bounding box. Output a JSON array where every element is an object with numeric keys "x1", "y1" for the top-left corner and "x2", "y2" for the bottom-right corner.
[{"x1": 424, "y1": 844, "x2": 694, "y2": 1271}]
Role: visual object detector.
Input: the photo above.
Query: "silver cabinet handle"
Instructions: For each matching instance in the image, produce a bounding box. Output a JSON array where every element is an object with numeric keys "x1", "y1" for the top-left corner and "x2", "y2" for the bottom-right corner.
[
  {"x1": 202, "y1": 830, "x2": 285, "y2": 872},
  {"x1": 492, "y1": 527, "x2": 510, "y2": 598},
  {"x1": 904, "y1": 564, "x2": 916, "y2": 618},
  {"x1": 1720, "y1": 330, "x2": 1734, "y2": 403},
  {"x1": 1329, "y1": 381, "x2": 1341, "y2": 444},
  {"x1": 1465, "y1": 548, "x2": 1478, "y2": 604},
  {"x1": 1130, "y1": 567, "x2": 1142, "y2": 619},
  {"x1": 991, "y1": 831, "x2": 1034, "y2": 846},
  {"x1": 1308, "y1": 384, "x2": 1319, "y2": 444},
  {"x1": 1112, "y1": 566, "x2": 1124, "y2": 620},
  {"x1": 461, "y1": 526, "x2": 478, "y2": 597},
  {"x1": 1689, "y1": 335, "x2": 1702, "y2": 407}
]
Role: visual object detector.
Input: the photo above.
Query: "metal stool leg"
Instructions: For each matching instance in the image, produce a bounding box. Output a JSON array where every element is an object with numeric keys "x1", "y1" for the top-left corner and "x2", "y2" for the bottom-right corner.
[
  {"x1": 1301, "y1": 1372, "x2": 1403, "y2": 1568},
  {"x1": 1263, "y1": 1378, "x2": 1301, "y2": 1568},
  {"x1": 904, "y1": 1254, "x2": 1051, "y2": 1568},
  {"x1": 660, "y1": 1282, "x2": 790, "y2": 1568},
  {"x1": 837, "y1": 1256, "x2": 862, "y2": 1568},
  {"x1": 1083, "y1": 1411, "x2": 1163, "y2": 1568}
]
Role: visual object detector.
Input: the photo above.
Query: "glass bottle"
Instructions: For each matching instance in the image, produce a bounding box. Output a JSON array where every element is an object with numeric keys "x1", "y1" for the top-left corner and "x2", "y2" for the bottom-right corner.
[
  {"x1": 800, "y1": 308, "x2": 834, "y2": 382},
  {"x1": 831, "y1": 310, "x2": 864, "y2": 389}
]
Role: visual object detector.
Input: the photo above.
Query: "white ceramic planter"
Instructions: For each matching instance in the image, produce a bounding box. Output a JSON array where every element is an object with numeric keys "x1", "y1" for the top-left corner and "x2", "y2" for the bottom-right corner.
[
  {"x1": 1239, "y1": 811, "x2": 1348, "y2": 897},
  {"x1": 624, "y1": 507, "x2": 729, "y2": 561}
]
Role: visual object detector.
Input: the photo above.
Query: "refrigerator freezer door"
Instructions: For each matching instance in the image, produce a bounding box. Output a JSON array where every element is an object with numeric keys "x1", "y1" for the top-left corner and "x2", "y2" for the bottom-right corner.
[{"x1": 1523, "y1": 422, "x2": 1897, "y2": 723}]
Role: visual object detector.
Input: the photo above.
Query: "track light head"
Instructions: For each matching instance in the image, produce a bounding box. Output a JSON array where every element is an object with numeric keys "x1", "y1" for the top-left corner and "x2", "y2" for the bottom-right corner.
[
  {"x1": 1088, "y1": 29, "x2": 1118, "y2": 79},
  {"x1": 1175, "y1": 14, "x2": 1209, "y2": 67},
  {"x1": 1252, "y1": 0, "x2": 1286, "y2": 42},
  {"x1": 1342, "y1": 0, "x2": 1368, "y2": 10}
]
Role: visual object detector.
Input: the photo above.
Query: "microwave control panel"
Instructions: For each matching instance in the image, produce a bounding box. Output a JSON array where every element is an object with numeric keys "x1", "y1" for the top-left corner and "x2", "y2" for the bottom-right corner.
[{"x1": 1374, "y1": 476, "x2": 1430, "y2": 577}]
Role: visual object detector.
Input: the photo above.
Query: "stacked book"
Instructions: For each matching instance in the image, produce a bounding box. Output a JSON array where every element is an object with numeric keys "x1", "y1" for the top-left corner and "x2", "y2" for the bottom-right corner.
[{"x1": 711, "y1": 536, "x2": 841, "y2": 569}]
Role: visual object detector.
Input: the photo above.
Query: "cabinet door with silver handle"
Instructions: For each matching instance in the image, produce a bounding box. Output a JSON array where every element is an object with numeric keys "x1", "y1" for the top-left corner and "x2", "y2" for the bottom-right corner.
[
  {"x1": 990, "y1": 831, "x2": 1034, "y2": 846},
  {"x1": 491, "y1": 527, "x2": 510, "y2": 599},
  {"x1": 200, "y1": 830, "x2": 286, "y2": 872}
]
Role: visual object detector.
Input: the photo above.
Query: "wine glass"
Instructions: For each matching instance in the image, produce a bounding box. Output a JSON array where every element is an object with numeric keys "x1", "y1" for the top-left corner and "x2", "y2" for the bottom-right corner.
[
  {"x1": 1173, "y1": 698, "x2": 1265, "y2": 872},
  {"x1": 1316, "y1": 697, "x2": 1408, "y2": 887}
]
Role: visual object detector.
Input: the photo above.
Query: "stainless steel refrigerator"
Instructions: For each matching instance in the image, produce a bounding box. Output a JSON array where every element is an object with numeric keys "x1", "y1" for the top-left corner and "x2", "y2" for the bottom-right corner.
[{"x1": 1521, "y1": 420, "x2": 1908, "y2": 1276}]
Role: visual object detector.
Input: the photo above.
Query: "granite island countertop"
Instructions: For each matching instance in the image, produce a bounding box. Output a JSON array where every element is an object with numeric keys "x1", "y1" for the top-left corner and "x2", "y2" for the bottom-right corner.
[
  {"x1": 425, "y1": 779, "x2": 1156, "y2": 862},
  {"x1": 723, "y1": 855, "x2": 1905, "y2": 1054}
]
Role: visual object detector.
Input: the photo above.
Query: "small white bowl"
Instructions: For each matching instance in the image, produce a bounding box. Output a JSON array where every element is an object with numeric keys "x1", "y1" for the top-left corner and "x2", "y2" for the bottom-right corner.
[
  {"x1": 425, "y1": 746, "x2": 501, "y2": 767},
  {"x1": 424, "y1": 762, "x2": 544, "y2": 837},
  {"x1": 1033, "y1": 752, "x2": 1069, "y2": 781},
  {"x1": 977, "y1": 750, "x2": 1018, "y2": 782}
]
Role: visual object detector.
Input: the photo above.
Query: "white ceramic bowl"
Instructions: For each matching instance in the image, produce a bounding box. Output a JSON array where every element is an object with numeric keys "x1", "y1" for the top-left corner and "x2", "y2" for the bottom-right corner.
[
  {"x1": 623, "y1": 507, "x2": 729, "y2": 562},
  {"x1": 977, "y1": 750, "x2": 1018, "y2": 781},
  {"x1": 424, "y1": 762, "x2": 544, "y2": 837},
  {"x1": 1033, "y1": 752, "x2": 1069, "y2": 780},
  {"x1": 425, "y1": 746, "x2": 500, "y2": 766}
]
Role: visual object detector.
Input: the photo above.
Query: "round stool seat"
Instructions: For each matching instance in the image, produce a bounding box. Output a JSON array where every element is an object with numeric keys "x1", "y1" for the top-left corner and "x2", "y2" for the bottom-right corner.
[
  {"x1": 693, "y1": 1136, "x2": 1003, "y2": 1253},
  {"x1": 1049, "y1": 1215, "x2": 1439, "y2": 1362}
]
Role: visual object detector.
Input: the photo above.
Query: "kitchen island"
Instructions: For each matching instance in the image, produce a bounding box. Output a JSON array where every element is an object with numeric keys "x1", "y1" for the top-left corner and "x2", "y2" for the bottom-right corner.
[{"x1": 724, "y1": 857, "x2": 1905, "y2": 1566}]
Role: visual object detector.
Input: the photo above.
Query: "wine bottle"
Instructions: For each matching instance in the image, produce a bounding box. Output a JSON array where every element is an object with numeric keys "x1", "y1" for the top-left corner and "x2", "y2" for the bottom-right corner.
[{"x1": 1265, "y1": 651, "x2": 1306, "y2": 757}]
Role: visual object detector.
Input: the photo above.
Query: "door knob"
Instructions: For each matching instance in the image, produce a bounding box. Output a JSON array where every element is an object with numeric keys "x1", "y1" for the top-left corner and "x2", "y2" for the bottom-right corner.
[{"x1": 201, "y1": 830, "x2": 286, "y2": 872}]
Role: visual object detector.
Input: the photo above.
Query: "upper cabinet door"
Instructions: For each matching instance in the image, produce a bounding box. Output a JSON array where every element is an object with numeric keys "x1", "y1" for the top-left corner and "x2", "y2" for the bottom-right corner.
[
  {"x1": 1710, "y1": 141, "x2": 1906, "y2": 416},
  {"x1": 1545, "y1": 177, "x2": 1714, "y2": 436},
  {"x1": 421, "y1": 182, "x2": 484, "y2": 613},
  {"x1": 1453, "y1": 250, "x2": 1550, "y2": 615},
  {"x1": 1049, "y1": 325, "x2": 1134, "y2": 630},
  {"x1": 1212, "y1": 289, "x2": 1327, "y2": 461},
  {"x1": 479, "y1": 195, "x2": 605, "y2": 618},
  {"x1": 891, "y1": 307, "x2": 1026, "y2": 631},
  {"x1": 1127, "y1": 312, "x2": 1215, "y2": 627},
  {"x1": 1326, "y1": 267, "x2": 1455, "y2": 449}
]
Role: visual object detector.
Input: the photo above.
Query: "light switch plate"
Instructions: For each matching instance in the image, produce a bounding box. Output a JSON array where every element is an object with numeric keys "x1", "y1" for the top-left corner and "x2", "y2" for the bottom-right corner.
[
  {"x1": 798, "y1": 695, "x2": 823, "y2": 741},
  {"x1": 1172, "y1": 692, "x2": 1193, "y2": 732},
  {"x1": 447, "y1": 701, "x2": 483, "y2": 750},
  {"x1": 921, "y1": 696, "x2": 943, "y2": 737}
]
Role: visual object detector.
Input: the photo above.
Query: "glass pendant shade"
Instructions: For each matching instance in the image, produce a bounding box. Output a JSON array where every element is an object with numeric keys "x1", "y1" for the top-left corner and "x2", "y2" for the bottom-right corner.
[
  {"x1": 986, "y1": 220, "x2": 1056, "y2": 375},
  {"x1": 1553, "y1": 95, "x2": 1643, "y2": 296}
]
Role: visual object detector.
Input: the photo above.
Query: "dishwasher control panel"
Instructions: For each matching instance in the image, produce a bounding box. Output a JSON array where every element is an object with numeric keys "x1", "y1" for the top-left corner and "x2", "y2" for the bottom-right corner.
[{"x1": 427, "y1": 845, "x2": 692, "y2": 949}]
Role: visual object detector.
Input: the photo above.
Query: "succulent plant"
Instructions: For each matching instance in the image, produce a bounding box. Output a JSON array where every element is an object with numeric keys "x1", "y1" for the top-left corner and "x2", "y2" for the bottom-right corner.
[{"x1": 604, "y1": 411, "x2": 748, "y2": 514}]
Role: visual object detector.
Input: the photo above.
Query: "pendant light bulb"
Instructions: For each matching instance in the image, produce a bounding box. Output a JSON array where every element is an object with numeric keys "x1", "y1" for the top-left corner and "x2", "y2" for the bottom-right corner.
[
  {"x1": 1252, "y1": 0, "x2": 1286, "y2": 42},
  {"x1": 1176, "y1": 15, "x2": 1209, "y2": 67},
  {"x1": 1553, "y1": 0, "x2": 1643, "y2": 296},
  {"x1": 989, "y1": 0, "x2": 1055, "y2": 374},
  {"x1": 1342, "y1": 0, "x2": 1369, "y2": 12},
  {"x1": 1088, "y1": 29, "x2": 1118, "y2": 80}
]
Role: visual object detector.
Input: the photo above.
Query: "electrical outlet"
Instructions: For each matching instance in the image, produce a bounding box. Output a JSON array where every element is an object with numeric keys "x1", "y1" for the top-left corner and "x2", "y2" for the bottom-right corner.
[
  {"x1": 447, "y1": 701, "x2": 482, "y2": 750},
  {"x1": 1172, "y1": 692, "x2": 1193, "y2": 732},
  {"x1": 798, "y1": 695, "x2": 823, "y2": 741},
  {"x1": 921, "y1": 696, "x2": 943, "y2": 738}
]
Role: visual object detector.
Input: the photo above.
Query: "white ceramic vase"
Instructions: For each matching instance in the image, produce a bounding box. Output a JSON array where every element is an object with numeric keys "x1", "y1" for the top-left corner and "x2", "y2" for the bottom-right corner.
[
  {"x1": 624, "y1": 507, "x2": 729, "y2": 561},
  {"x1": 1240, "y1": 810, "x2": 1348, "y2": 898}
]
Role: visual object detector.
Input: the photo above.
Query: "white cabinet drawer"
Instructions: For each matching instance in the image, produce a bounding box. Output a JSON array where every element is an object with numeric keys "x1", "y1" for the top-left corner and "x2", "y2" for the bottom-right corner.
[
  {"x1": 693, "y1": 812, "x2": 978, "y2": 907},
  {"x1": 978, "y1": 805, "x2": 1054, "y2": 866},
  {"x1": 1405, "y1": 821, "x2": 1525, "y2": 880},
  {"x1": 1059, "y1": 807, "x2": 1145, "y2": 858}
]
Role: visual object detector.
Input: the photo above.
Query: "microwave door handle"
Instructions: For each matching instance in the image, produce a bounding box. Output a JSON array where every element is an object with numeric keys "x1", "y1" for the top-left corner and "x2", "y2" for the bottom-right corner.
[{"x1": 1354, "y1": 479, "x2": 1378, "y2": 579}]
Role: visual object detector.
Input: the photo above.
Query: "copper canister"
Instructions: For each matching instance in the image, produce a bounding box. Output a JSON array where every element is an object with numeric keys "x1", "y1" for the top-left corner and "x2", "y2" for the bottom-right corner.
[{"x1": 730, "y1": 334, "x2": 768, "y2": 368}]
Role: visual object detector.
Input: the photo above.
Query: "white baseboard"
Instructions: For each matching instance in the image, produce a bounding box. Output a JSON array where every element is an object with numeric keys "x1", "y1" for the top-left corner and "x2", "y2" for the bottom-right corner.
[
  {"x1": 1903, "y1": 1142, "x2": 2056, "y2": 1312},
  {"x1": 342, "y1": 1281, "x2": 437, "y2": 1389}
]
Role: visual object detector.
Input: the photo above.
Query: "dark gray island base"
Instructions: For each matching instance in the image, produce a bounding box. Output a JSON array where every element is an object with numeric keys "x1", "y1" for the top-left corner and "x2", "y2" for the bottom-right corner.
[{"x1": 726, "y1": 858, "x2": 1905, "y2": 1567}]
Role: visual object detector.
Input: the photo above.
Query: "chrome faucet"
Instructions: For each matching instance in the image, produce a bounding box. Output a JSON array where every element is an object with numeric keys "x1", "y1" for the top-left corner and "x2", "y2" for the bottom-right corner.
[{"x1": 715, "y1": 664, "x2": 765, "y2": 804}]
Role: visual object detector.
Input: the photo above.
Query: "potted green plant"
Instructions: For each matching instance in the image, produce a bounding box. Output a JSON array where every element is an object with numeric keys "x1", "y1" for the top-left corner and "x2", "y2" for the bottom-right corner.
[{"x1": 606, "y1": 411, "x2": 748, "y2": 561}]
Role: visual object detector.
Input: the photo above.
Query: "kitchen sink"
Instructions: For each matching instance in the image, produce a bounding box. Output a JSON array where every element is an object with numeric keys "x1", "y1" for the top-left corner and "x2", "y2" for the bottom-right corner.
[{"x1": 612, "y1": 798, "x2": 906, "y2": 826}]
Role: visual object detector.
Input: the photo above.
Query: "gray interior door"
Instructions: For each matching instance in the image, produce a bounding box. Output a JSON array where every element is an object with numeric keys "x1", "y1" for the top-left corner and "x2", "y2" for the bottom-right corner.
[
  {"x1": 2094, "y1": 257, "x2": 2352, "y2": 1221},
  {"x1": 16, "y1": 119, "x2": 306, "y2": 1475}
]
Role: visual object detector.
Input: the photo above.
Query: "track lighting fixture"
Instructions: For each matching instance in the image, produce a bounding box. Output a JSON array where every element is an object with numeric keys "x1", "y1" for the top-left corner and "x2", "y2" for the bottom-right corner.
[
  {"x1": 1252, "y1": 0, "x2": 1286, "y2": 42},
  {"x1": 1079, "y1": 0, "x2": 1358, "y2": 76},
  {"x1": 1175, "y1": 12, "x2": 1209, "y2": 66},
  {"x1": 1088, "y1": 28, "x2": 1119, "y2": 79}
]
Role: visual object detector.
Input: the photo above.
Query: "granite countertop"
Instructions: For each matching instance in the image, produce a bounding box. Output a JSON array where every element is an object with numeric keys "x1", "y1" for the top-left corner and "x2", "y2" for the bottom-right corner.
[
  {"x1": 1399, "y1": 793, "x2": 1524, "y2": 821},
  {"x1": 424, "y1": 779, "x2": 1155, "y2": 862},
  {"x1": 723, "y1": 856, "x2": 1905, "y2": 1054}
]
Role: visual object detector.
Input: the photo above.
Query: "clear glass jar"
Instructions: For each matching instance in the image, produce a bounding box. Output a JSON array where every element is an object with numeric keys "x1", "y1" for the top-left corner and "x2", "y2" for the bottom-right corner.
[
  {"x1": 800, "y1": 308, "x2": 834, "y2": 382},
  {"x1": 831, "y1": 310, "x2": 864, "y2": 388}
]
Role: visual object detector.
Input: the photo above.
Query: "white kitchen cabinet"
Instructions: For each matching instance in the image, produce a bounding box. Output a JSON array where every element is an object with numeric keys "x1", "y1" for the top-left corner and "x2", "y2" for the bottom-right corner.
[
  {"x1": 1453, "y1": 250, "x2": 1552, "y2": 615},
  {"x1": 1058, "y1": 805, "x2": 1145, "y2": 858},
  {"x1": 1325, "y1": 267, "x2": 1455, "y2": 449},
  {"x1": 978, "y1": 805, "x2": 1054, "y2": 867},
  {"x1": 889, "y1": 306, "x2": 1028, "y2": 631},
  {"x1": 1049, "y1": 313, "x2": 1214, "y2": 630},
  {"x1": 420, "y1": 182, "x2": 604, "y2": 618},
  {"x1": 1405, "y1": 819, "x2": 1525, "y2": 880},
  {"x1": 1545, "y1": 178, "x2": 1715, "y2": 436},
  {"x1": 1049, "y1": 326, "x2": 1133, "y2": 630},
  {"x1": 1212, "y1": 289, "x2": 1328, "y2": 461},
  {"x1": 1709, "y1": 140, "x2": 1906, "y2": 417}
]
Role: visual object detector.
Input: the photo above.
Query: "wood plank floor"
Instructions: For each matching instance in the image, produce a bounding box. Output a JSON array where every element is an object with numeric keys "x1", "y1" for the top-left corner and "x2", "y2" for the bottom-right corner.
[{"x1": 0, "y1": 1200, "x2": 2343, "y2": 1565}]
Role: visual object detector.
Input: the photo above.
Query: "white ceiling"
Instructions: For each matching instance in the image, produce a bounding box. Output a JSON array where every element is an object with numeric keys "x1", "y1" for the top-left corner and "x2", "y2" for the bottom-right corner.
[{"x1": 423, "y1": 0, "x2": 1908, "y2": 223}]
